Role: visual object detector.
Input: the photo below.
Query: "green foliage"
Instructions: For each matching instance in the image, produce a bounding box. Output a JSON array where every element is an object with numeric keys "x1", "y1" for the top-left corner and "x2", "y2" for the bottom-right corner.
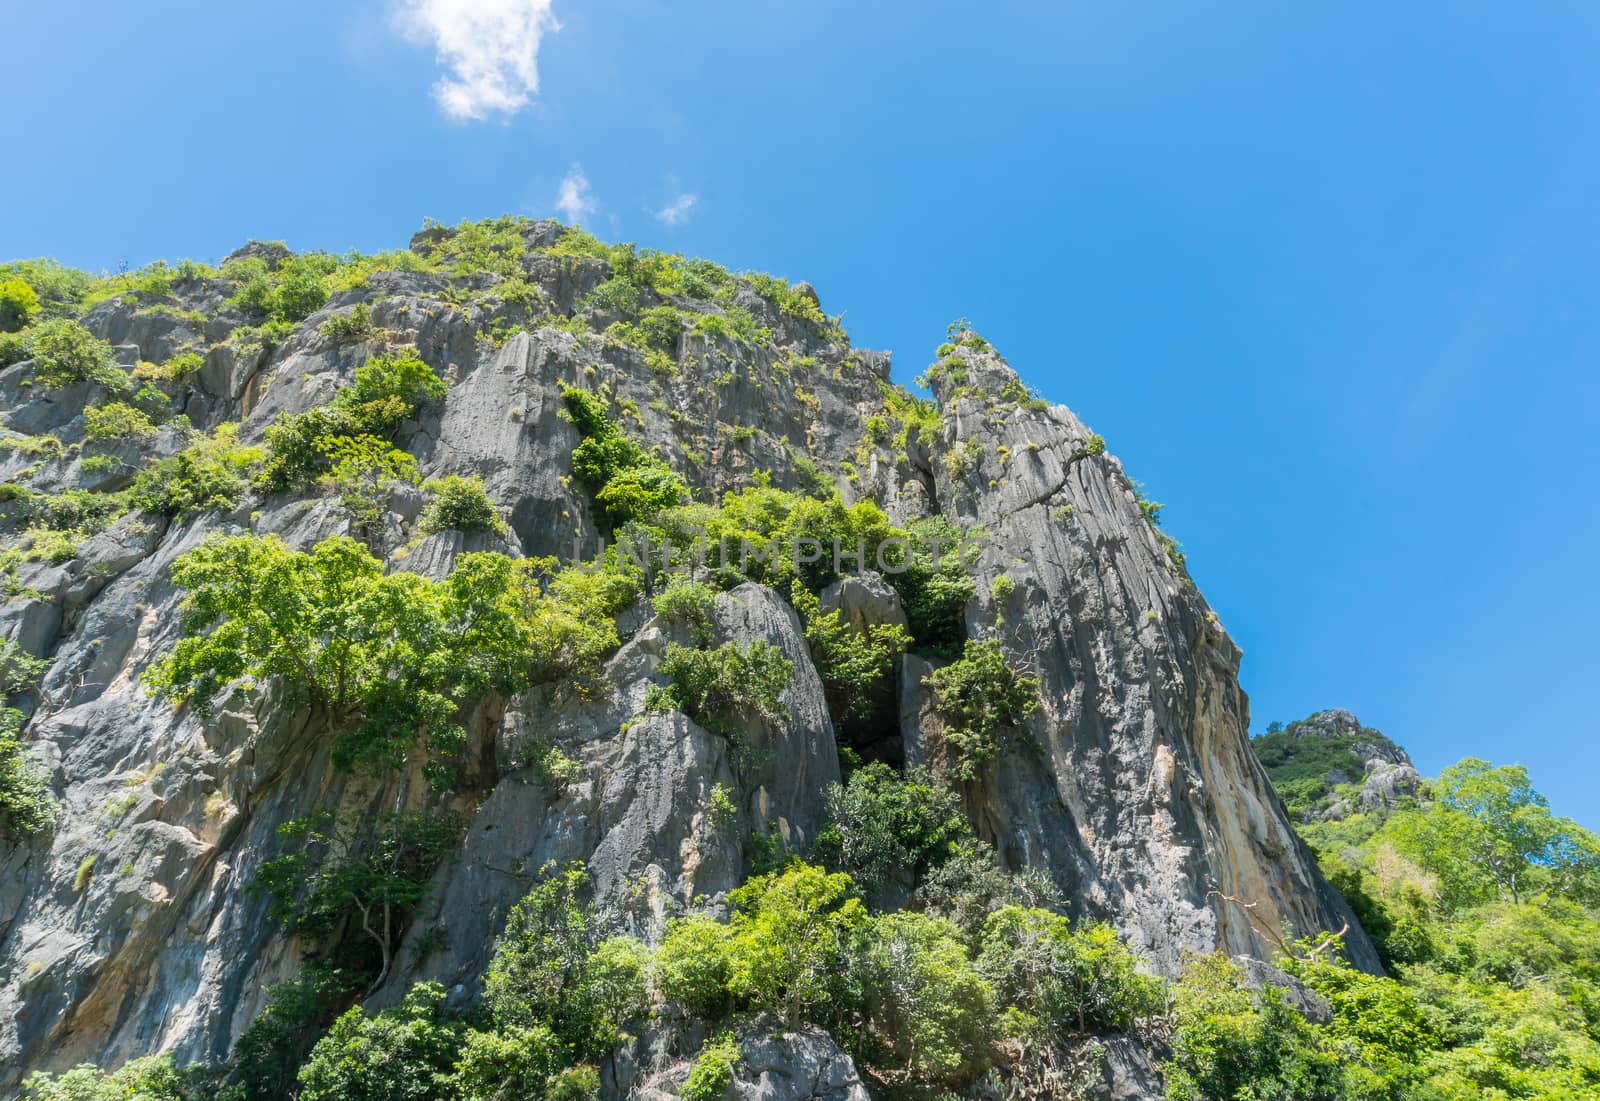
[
  {"x1": 483, "y1": 864, "x2": 648, "y2": 1061},
  {"x1": 24, "y1": 1056, "x2": 190, "y2": 1101},
  {"x1": 857, "y1": 912, "x2": 994, "y2": 1086},
  {"x1": 221, "y1": 966, "x2": 364, "y2": 1101},
  {"x1": 256, "y1": 354, "x2": 445, "y2": 493},
  {"x1": 559, "y1": 384, "x2": 686, "y2": 526},
  {"x1": 884, "y1": 516, "x2": 977, "y2": 659},
  {"x1": 925, "y1": 639, "x2": 1040, "y2": 780},
  {"x1": 651, "y1": 579, "x2": 720, "y2": 645},
  {"x1": 790, "y1": 581, "x2": 909, "y2": 727},
  {"x1": 0, "y1": 276, "x2": 40, "y2": 332},
  {"x1": 742, "y1": 271, "x2": 838, "y2": 335},
  {"x1": 320, "y1": 304, "x2": 372, "y2": 343},
  {"x1": 724, "y1": 863, "x2": 868, "y2": 1027},
  {"x1": 253, "y1": 810, "x2": 462, "y2": 990},
  {"x1": 1163, "y1": 953, "x2": 1347, "y2": 1101},
  {"x1": 144, "y1": 535, "x2": 541, "y2": 788},
  {"x1": 1, "y1": 641, "x2": 53, "y2": 841},
  {"x1": 296, "y1": 982, "x2": 462, "y2": 1101},
  {"x1": 83, "y1": 401, "x2": 156, "y2": 441},
  {"x1": 319, "y1": 434, "x2": 420, "y2": 537},
  {"x1": 1384, "y1": 757, "x2": 1600, "y2": 908},
  {"x1": 651, "y1": 641, "x2": 792, "y2": 740},
  {"x1": 977, "y1": 907, "x2": 1162, "y2": 1034},
  {"x1": 452, "y1": 1024, "x2": 567, "y2": 1101},
  {"x1": 681, "y1": 1033, "x2": 740, "y2": 1101},
  {"x1": 418, "y1": 474, "x2": 501, "y2": 535},
  {"x1": 0, "y1": 258, "x2": 94, "y2": 317},
  {"x1": 26, "y1": 319, "x2": 130, "y2": 391},
  {"x1": 655, "y1": 915, "x2": 735, "y2": 1017},
  {"x1": 130, "y1": 423, "x2": 261, "y2": 518},
  {"x1": 816, "y1": 762, "x2": 970, "y2": 902}
]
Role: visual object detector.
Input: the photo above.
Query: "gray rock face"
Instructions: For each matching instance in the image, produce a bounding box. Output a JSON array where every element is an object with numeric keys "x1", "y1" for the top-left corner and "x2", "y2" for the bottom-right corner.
[
  {"x1": 0, "y1": 221, "x2": 1375, "y2": 1088},
  {"x1": 612, "y1": 1015, "x2": 870, "y2": 1101}
]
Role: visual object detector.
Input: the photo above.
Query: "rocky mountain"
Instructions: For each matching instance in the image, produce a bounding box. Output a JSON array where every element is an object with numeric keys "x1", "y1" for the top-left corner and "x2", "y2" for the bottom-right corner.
[
  {"x1": 0, "y1": 218, "x2": 1375, "y2": 1095},
  {"x1": 1251, "y1": 709, "x2": 1421, "y2": 823}
]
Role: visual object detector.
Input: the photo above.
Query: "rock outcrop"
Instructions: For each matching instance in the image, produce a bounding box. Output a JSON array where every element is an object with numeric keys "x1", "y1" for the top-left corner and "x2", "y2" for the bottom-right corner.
[{"x1": 0, "y1": 220, "x2": 1376, "y2": 1091}]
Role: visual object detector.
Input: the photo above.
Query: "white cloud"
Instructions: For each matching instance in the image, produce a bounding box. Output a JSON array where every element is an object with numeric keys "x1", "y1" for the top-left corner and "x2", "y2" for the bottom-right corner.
[
  {"x1": 655, "y1": 192, "x2": 699, "y2": 226},
  {"x1": 396, "y1": 0, "x2": 559, "y2": 121},
  {"x1": 554, "y1": 166, "x2": 596, "y2": 224}
]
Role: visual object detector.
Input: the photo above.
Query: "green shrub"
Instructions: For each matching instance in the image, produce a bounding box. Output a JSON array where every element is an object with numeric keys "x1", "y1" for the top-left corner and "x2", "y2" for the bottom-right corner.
[
  {"x1": 977, "y1": 907, "x2": 1162, "y2": 1033},
  {"x1": 1163, "y1": 953, "x2": 1346, "y2": 1101},
  {"x1": 296, "y1": 982, "x2": 463, "y2": 1101},
  {"x1": 816, "y1": 762, "x2": 970, "y2": 901},
  {"x1": 255, "y1": 354, "x2": 446, "y2": 493},
  {"x1": 131, "y1": 424, "x2": 261, "y2": 518},
  {"x1": 221, "y1": 966, "x2": 364, "y2": 1101},
  {"x1": 1, "y1": 692, "x2": 54, "y2": 841},
  {"x1": 885, "y1": 517, "x2": 977, "y2": 660},
  {"x1": 452, "y1": 1024, "x2": 567, "y2": 1101},
  {"x1": 723, "y1": 863, "x2": 867, "y2": 1027},
  {"x1": 26, "y1": 319, "x2": 129, "y2": 391},
  {"x1": 320, "y1": 304, "x2": 372, "y2": 343},
  {"x1": 790, "y1": 581, "x2": 908, "y2": 727},
  {"x1": 320, "y1": 435, "x2": 420, "y2": 537},
  {"x1": 858, "y1": 912, "x2": 995, "y2": 1085},
  {"x1": 0, "y1": 276, "x2": 40, "y2": 332},
  {"x1": 0, "y1": 330, "x2": 28, "y2": 368},
  {"x1": 651, "y1": 579, "x2": 719, "y2": 645},
  {"x1": 482, "y1": 863, "x2": 648, "y2": 1060},
  {"x1": 560, "y1": 384, "x2": 686, "y2": 526},
  {"x1": 651, "y1": 641, "x2": 792, "y2": 739},
  {"x1": 654, "y1": 915, "x2": 734, "y2": 1017},
  {"x1": 23, "y1": 1056, "x2": 188, "y2": 1101},
  {"x1": 682, "y1": 1033, "x2": 740, "y2": 1101},
  {"x1": 83, "y1": 401, "x2": 156, "y2": 441},
  {"x1": 417, "y1": 474, "x2": 500, "y2": 535},
  {"x1": 0, "y1": 258, "x2": 94, "y2": 316},
  {"x1": 926, "y1": 639, "x2": 1040, "y2": 780}
]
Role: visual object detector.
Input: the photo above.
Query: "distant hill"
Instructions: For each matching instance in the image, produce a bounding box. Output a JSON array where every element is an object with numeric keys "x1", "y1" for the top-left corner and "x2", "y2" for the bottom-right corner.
[{"x1": 1251, "y1": 708, "x2": 1420, "y2": 822}]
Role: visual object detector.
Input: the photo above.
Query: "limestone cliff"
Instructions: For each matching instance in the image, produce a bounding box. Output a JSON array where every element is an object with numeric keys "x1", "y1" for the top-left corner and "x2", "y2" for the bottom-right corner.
[{"x1": 0, "y1": 220, "x2": 1375, "y2": 1090}]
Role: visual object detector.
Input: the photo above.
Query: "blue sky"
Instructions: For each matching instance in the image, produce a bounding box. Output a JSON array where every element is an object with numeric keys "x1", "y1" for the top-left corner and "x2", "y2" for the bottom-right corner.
[{"x1": 5, "y1": 2, "x2": 1598, "y2": 826}]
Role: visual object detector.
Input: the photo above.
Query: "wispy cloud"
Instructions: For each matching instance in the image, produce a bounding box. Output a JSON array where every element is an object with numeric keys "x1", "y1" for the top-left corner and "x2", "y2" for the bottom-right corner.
[
  {"x1": 395, "y1": 0, "x2": 560, "y2": 122},
  {"x1": 555, "y1": 166, "x2": 596, "y2": 224},
  {"x1": 655, "y1": 192, "x2": 699, "y2": 226}
]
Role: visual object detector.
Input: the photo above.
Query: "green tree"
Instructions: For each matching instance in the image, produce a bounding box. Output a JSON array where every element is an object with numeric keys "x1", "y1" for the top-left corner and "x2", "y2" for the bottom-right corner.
[
  {"x1": 253, "y1": 811, "x2": 463, "y2": 993},
  {"x1": 296, "y1": 982, "x2": 462, "y2": 1101},
  {"x1": 23, "y1": 1056, "x2": 188, "y2": 1101},
  {"x1": 723, "y1": 862, "x2": 868, "y2": 1027},
  {"x1": 452, "y1": 1024, "x2": 568, "y2": 1101},
  {"x1": 651, "y1": 641, "x2": 792, "y2": 740},
  {"x1": 1164, "y1": 953, "x2": 1347, "y2": 1101},
  {"x1": 144, "y1": 535, "x2": 538, "y2": 787},
  {"x1": 977, "y1": 907, "x2": 1162, "y2": 1035},
  {"x1": 816, "y1": 762, "x2": 971, "y2": 902},
  {"x1": 654, "y1": 915, "x2": 734, "y2": 1017},
  {"x1": 482, "y1": 863, "x2": 648, "y2": 1061},
  {"x1": 790, "y1": 581, "x2": 909, "y2": 728},
  {"x1": 1385, "y1": 758, "x2": 1600, "y2": 907},
  {"x1": 858, "y1": 911, "x2": 995, "y2": 1086}
]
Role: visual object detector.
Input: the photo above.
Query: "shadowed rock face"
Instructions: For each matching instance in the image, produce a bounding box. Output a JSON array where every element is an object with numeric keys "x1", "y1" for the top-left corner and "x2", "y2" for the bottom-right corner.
[{"x1": 0, "y1": 221, "x2": 1375, "y2": 1087}]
